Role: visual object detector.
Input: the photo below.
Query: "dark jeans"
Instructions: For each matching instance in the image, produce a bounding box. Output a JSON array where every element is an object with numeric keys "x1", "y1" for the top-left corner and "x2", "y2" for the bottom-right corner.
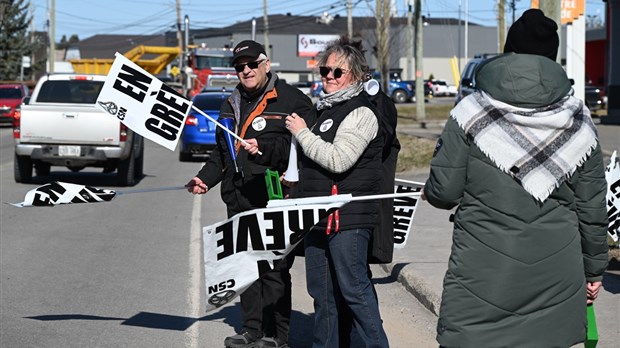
[
  {"x1": 305, "y1": 228, "x2": 389, "y2": 348},
  {"x1": 240, "y1": 254, "x2": 294, "y2": 342}
]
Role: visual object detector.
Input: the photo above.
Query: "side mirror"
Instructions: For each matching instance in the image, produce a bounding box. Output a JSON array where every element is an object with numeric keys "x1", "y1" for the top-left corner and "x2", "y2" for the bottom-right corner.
[
  {"x1": 461, "y1": 78, "x2": 473, "y2": 88},
  {"x1": 22, "y1": 96, "x2": 31, "y2": 105}
]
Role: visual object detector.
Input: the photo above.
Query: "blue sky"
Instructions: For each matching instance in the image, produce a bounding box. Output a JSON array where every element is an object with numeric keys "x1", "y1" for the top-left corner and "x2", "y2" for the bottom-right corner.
[{"x1": 30, "y1": 0, "x2": 607, "y2": 41}]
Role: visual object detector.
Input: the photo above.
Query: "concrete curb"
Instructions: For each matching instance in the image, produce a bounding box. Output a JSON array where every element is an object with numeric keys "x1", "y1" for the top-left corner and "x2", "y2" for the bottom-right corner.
[{"x1": 380, "y1": 263, "x2": 442, "y2": 317}]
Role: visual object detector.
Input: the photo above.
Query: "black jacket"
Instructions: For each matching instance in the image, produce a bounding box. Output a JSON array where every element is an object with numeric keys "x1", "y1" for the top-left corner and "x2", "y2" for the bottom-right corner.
[
  {"x1": 295, "y1": 93, "x2": 383, "y2": 230},
  {"x1": 196, "y1": 74, "x2": 315, "y2": 216},
  {"x1": 369, "y1": 90, "x2": 400, "y2": 263}
]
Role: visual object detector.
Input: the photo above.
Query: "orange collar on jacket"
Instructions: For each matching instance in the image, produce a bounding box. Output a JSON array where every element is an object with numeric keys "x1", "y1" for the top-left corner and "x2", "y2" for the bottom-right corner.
[{"x1": 234, "y1": 88, "x2": 278, "y2": 154}]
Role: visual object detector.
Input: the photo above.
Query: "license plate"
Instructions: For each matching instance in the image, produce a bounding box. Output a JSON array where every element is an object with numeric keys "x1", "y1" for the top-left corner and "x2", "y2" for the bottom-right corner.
[{"x1": 59, "y1": 145, "x2": 81, "y2": 157}]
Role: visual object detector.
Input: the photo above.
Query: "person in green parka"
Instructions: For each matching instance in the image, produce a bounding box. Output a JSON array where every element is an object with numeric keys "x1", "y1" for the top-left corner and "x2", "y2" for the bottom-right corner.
[{"x1": 423, "y1": 9, "x2": 609, "y2": 348}]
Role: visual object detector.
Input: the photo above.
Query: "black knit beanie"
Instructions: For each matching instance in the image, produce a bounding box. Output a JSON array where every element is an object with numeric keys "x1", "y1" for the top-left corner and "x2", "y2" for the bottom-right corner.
[{"x1": 504, "y1": 9, "x2": 559, "y2": 60}]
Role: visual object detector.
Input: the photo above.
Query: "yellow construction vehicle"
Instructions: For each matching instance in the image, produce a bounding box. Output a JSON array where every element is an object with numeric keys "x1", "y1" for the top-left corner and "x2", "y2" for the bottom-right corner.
[{"x1": 69, "y1": 45, "x2": 181, "y2": 75}]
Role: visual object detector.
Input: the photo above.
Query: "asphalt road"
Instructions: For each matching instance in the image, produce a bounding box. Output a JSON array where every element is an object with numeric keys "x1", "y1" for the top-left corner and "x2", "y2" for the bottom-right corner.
[{"x1": 0, "y1": 127, "x2": 437, "y2": 348}]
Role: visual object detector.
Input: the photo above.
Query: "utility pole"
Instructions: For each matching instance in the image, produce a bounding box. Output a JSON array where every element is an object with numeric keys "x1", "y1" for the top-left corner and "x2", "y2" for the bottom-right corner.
[
  {"x1": 498, "y1": 0, "x2": 505, "y2": 53},
  {"x1": 263, "y1": 0, "x2": 271, "y2": 57},
  {"x1": 252, "y1": 18, "x2": 256, "y2": 41},
  {"x1": 30, "y1": 0, "x2": 35, "y2": 81},
  {"x1": 175, "y1": 0, "x2": 184, "y2": 94},
  {"x1": 538, "y1": 0, "x2": 561, "y2": 64},
  {"x1": 49, "y1": 0, "x2": 55, "y2": 73},
  {"x1": 406, "y1": 0, "x2": 413, "y2": 81},
  {"x1": 458, "y1": 0, "x2": 461, "y2": 72},
  {"x1": 510, "y1": 0, "x2": 518, "y2": 24},
  {"x1": 465, "y1": 0, "x2": 469, "y2": 62},
  {"x1": 375, "y1": 0, "x2": 390, "y2": 93},
  {"x1": 176, "y1": 0, "x2": 182, "y2": 49},
  {"x1": 414, "y1": 0, "x2": 425, "y2": 124},
  {"x1": 347, "y1": 0, "x2": 353, "y2": 38},
  {"x1": 603, "y1": 0, "x2": 620, "y2": 123},
  {"x1": 183, "y1": 15, "x2": 190, "y2": 96}
]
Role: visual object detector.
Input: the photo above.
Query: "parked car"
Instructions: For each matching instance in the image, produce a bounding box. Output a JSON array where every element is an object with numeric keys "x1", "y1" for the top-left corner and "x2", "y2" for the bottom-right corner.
[
  {"x1": 201, "y1": 74, "x2": 239, "y2": 92},
  {"x1": 407, "y1": 79, "x2": 434, "y2": 99},
  {"x1": 430, "y1": 79, "x2": 457, "y2": 97},
  {"x1": 310, "y1": 81, "x2": 322, "y2": 98},
  {"x1": 179, "y1": 91, "x2": 230, "y2": 161},
  {"x1": 585, "y1": 85, "x2": 606, "y2": 112},
  {"x1": 293, "y1": 81, "x2": 313, "y2": 96},
  {"x1": 455, "y1": 55, "x2": 494, "y2": 104},
  {"x1": 0, "y1": 83, "x2": 29, "y2": 125},
  {"x1": 309, "y1": 77, "x2": 414, "y2": 103}
]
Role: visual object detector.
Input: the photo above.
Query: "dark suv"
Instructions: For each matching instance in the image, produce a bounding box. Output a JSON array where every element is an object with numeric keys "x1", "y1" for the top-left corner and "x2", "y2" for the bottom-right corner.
[{"x1": 455, "y1": 54, "x2": 497, "y2": 104}]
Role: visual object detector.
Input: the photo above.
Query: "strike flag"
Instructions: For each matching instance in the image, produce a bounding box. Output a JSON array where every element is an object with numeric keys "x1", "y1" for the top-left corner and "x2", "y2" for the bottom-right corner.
[
  {"x1": 96, "y1": 53, "x2": 192, "y2": 151},
  {"x1": 8, "y1": 182, "x2": 116, "y2": 207},
  {"x1": 202, "y1": 199, "x2": 344, "y2": 312},
  {"x1": 606, "y1": 151, "x2": 620, "y2": 242},
  {"x1": 392, "y1": 179, "x2": 423, "y2": 249},
  {"x1": 202, "y1": 179, "x2": 423, "y2": 312},
  {"x1": 8, "y1": 182, "x2": 186, "y2": 208}
]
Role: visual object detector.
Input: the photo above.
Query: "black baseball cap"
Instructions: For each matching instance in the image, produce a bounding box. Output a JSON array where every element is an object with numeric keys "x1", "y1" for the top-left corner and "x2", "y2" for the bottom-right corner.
[{"x1": 232, "y1": 40, "x2": 266, "y2": 64}]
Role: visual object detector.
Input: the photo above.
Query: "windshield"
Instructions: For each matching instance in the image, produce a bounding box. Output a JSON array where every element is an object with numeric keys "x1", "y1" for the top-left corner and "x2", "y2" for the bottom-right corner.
[
  {"x1": 195, "y1": 56, "x2": 234, "y2": 69},
  {"x1": 193, "y1": 94, "x2": 228, "y2": 110},
  {"x1": 0, "y1": 87, "x2": 24, "y2": 99},
  {"x1": 37, "y1": 80, "x2": 104, "y2": 104}
]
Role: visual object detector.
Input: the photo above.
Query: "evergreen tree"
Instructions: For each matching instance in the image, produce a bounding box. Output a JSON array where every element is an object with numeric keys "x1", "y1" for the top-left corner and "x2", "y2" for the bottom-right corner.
[{"x1": 0, "y1": 0, "x2": 36, "y2": 80}]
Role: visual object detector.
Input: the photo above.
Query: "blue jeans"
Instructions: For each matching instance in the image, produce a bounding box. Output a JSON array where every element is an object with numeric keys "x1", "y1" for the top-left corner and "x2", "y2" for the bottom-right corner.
[{"x1": 305, "y1": 228, "x2": 389, "y2": 348}]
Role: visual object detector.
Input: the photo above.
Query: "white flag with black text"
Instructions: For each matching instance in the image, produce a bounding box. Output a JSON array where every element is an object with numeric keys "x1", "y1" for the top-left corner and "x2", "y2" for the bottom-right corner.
[
  {"x1": 202, "y1": 200, "x2": 344, "y2": 312},
  {"x1": 95, "y1": 53, "x2": 192, "y2": 151},
  {"x1": 605, "y1": 151, "x2": 620, "y2": 242}
]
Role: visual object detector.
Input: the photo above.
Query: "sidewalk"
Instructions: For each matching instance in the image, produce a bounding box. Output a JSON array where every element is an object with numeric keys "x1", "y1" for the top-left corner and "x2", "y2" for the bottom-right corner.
[{"x1": 383, "y1": 121, "x2": 620, "y2": 347}]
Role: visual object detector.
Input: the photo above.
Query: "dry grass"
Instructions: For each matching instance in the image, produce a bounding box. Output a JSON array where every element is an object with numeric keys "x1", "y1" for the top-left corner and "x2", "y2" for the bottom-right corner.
[
  {"x1": 396, "y1": 103, "x2": 453, "y2": 124},
  {"x1": 396, "y1": 135, "x2": 436, "y2": 172}
]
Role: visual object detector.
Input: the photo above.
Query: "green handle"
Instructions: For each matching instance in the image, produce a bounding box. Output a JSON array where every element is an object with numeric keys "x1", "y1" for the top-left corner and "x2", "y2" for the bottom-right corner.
[
  {"x1": 585, "y1": 303, "x2": 598, "y2": 348},
  {"x1": 265, "y1": 169, "x2": 283, "y2": 200}
]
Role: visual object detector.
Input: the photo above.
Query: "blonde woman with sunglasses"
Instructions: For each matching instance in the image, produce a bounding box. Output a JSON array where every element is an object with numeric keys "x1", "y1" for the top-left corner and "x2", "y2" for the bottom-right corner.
[{"x1": 285, "y1": 37, "x2": 389, "y2": 348}]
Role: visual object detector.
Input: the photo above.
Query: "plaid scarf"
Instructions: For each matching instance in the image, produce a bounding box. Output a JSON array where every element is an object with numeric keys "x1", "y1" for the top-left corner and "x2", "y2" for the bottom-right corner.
[{"x1": 451, "y1": 90, "x2": 598, "y2": 202}]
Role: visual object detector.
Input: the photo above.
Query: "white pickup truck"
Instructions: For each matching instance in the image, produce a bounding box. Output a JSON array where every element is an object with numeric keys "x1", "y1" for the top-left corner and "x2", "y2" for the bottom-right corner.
[{"x1": 13, "y1": 74, "x2": 143, "y2": 186}]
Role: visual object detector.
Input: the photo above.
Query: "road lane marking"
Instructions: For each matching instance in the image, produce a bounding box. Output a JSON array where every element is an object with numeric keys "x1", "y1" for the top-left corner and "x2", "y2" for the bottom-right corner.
[{"x1": 186, "y1": 194, "x2": 202, "y2": 348}]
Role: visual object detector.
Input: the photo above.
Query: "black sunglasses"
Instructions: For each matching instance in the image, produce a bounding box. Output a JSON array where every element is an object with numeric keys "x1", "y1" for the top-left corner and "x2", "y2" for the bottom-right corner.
[
  {"x1": 234, "y1": 60, "x2": 265, "y2": 73},
  {"x1": 319, "y1": 66, "x2": 348, "y2": 79}
]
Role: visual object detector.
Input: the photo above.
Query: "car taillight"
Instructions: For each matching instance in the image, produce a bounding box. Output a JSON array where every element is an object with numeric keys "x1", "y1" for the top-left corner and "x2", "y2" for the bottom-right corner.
[
  {"x1": 120, "y1": 123, "x2": 128, "y2": 142},
  {"x1": 185, "y1": 115, "x2": 198, "y2": 126},
  {"x1": 13, "y1": 109, "x2": 20, "y2": 139}
]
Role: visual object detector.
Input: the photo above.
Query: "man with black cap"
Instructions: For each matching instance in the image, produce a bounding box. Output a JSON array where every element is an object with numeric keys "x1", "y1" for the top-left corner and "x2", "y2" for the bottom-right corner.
[
  {"x1": 186, "y1": 40, "x2": 315, "y2": 348},
  {"x1": 423, "y1": 9, "x2": 608, "y2": 348}
]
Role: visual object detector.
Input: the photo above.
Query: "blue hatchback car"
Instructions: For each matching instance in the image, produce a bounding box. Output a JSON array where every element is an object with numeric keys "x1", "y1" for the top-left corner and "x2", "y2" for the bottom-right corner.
[{"x1": 179, "y1": 91, "x2": 230, "y2": 161}]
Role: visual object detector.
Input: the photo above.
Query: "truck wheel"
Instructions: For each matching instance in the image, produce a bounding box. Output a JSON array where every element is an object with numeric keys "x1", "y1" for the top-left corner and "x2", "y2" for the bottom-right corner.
[
  {"x1": 134, "y1": 138, "x2": 144, "y2": 180},
  {"x1": 179, "y1": 151, "x2": 192, "y2": 162},
  {"x1": 14, "y1": 154, "x2": 33, "y2": 183},
  {"x1": 117, "y1": 152, "x2": 136, "y2": 186},
  {"x1": 35, "y1": 163, "x2": 51, "y2": 177},
  {"x1": 391, "y1": 89, "x2": 408, "y2": 104}
]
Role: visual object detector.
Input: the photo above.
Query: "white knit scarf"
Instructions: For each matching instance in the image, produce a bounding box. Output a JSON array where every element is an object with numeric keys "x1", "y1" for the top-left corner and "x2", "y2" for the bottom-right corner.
[
  {"x1": 451, "y1": 91, "x2": 599, "y2": 202},
  {"x1": 316, "y1": 82, "x2": 364, "y2": 110}
]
